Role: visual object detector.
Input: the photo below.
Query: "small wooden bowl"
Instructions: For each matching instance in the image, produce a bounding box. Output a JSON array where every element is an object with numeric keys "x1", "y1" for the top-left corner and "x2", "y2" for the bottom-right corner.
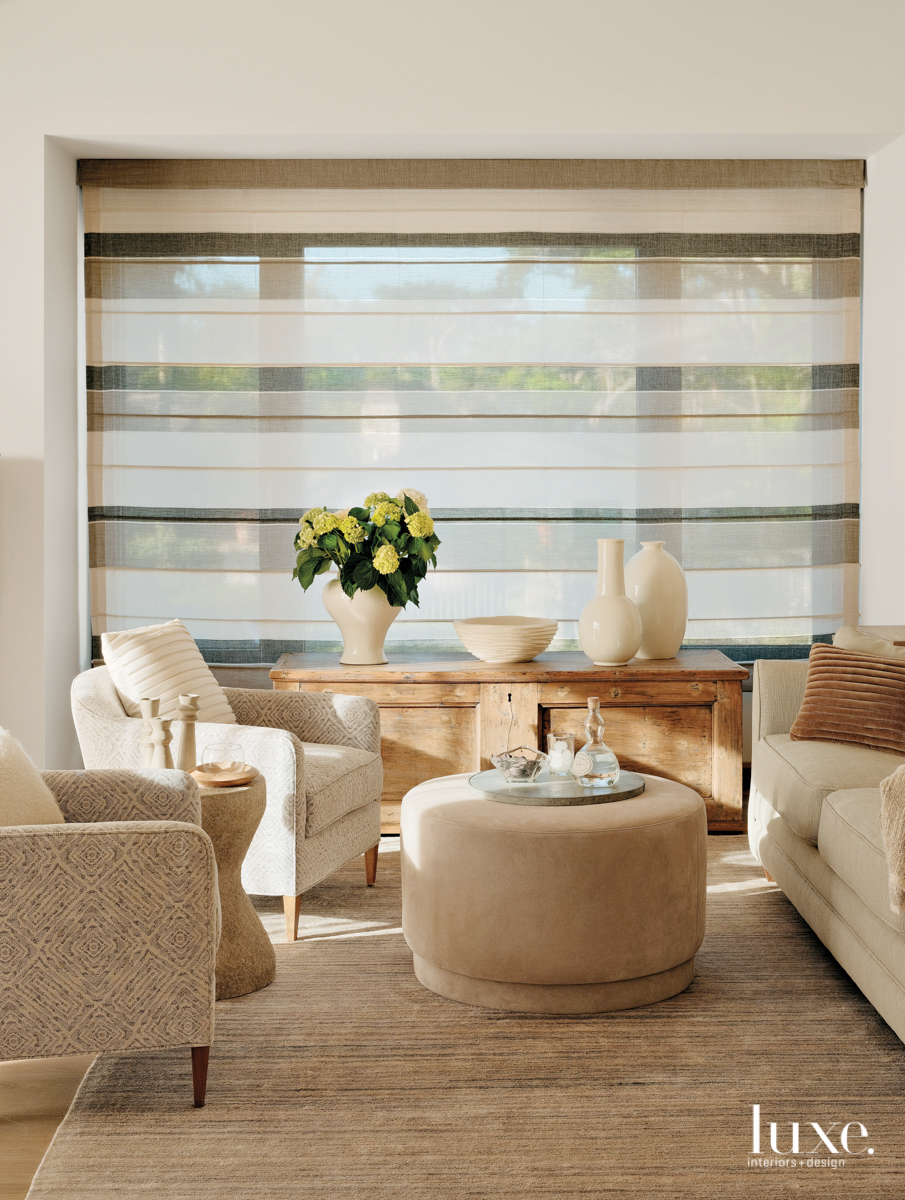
[{"x1": 190, "y1": 763, "x2": 260, "y2": 788}]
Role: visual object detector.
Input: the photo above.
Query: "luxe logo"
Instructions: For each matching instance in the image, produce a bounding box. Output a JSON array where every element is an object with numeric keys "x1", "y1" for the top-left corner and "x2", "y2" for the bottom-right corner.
[{"x1": 751, "y1": 1105, "x2": 874, "y2": 1159}]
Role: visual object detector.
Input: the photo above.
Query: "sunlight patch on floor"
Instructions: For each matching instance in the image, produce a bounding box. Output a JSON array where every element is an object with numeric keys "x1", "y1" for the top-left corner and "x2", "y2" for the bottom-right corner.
[
  {"x1": 258, "y1": 913, "x2": 398, "y2": 942},
  {"x1": 707, "y1": 878, "x2": 778, "y2": 894},
  {"x1": 718, "y1": 850, "x2": 760, "y2": 866}
]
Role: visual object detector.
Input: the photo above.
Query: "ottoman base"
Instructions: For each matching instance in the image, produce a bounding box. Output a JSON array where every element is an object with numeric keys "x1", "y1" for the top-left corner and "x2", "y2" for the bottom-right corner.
[{"x1": 412, "y1": 953, "x2": 696, "y2": 1014}]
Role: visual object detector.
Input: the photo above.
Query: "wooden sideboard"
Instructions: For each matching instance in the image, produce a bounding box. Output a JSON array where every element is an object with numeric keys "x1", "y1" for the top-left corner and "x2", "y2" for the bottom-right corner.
[{"x1": 271, "y1": 651, "x2": 747, "y2": 833}]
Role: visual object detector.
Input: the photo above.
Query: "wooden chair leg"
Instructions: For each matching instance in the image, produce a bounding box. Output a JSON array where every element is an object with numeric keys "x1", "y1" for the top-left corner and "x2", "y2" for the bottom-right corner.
[
  {"x1": 763, "y1": 867, "x2": 775, "y2": 883},
  {"x1": 365, "y1": 842, "x2": 379, "y2": 887},
  {"x1": 191, "y1": 1046, "x2": 210, "y2": 1108},
  {"x1": 283, "y1": 893, "x2": 302, "y2": 941}
]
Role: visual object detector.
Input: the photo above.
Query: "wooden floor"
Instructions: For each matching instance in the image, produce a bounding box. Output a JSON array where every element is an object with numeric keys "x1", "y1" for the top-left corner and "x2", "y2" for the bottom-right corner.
[{"x1": 0, "y1": 1056, "x2": 94, "y2": 1200}]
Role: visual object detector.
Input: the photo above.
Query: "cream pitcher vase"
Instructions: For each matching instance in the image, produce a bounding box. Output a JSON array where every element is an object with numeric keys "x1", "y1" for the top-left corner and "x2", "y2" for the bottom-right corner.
[{"x1": 322, "y1": 578, "x2": 402, "y2": 665}]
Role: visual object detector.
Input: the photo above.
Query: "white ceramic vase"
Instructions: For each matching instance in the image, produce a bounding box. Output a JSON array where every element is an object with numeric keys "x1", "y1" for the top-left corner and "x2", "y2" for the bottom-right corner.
[
  {"x1": 578, "y1": 539, "x2": 643, "y2": 666},
  {"x1": 624, "y1": 540, "x2": 688, "y2": 660},
  {"x1": 322, "y1": 578, "x2": 402, "y2": 665}
]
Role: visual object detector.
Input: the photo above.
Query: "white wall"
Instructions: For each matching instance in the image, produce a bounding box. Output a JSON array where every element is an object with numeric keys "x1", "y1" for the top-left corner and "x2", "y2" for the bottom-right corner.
[{"x1": 1, "y1": 0, "x2": 904, "y2": 763}]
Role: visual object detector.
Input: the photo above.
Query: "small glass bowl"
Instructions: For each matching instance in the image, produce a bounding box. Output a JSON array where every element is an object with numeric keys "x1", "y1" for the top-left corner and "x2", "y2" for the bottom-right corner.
[{"x1": 490, "y1": 747, "x2": 549, "y2": 784}]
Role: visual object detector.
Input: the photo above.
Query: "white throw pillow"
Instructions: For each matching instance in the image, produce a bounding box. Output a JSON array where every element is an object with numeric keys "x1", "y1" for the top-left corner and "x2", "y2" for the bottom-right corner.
[
  {"x1": 0, "y1": 728, "x2": 66, "y2": 827},
  {"x1": 833, "y1": 626, "x2": 905, "y2": 661},
  {"x1": 101, "y1": 619, "x2": 237, "y2": 724}
]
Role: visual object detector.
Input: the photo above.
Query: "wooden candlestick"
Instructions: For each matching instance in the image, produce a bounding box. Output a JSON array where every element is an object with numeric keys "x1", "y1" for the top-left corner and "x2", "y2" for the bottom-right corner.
[
  {"x1": 150, "y1": 717, "x2": 175, "y2": 769},
  {"x1": 139, "y1": 698, "x2": 160, "y2": 767},
  {"x1": 176, "y1": 694, "x2": 200, "y2": 772}
]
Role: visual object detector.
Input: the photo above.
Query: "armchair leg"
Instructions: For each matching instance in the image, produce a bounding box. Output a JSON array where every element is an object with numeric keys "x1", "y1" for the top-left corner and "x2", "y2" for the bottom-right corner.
[
  {"x1": 191, "y1": 1046, "x2": 210, "y2": 1108},
  {"x1": 365, "y1": 842, "x2": 379, "y2": 887},
  {"x1": 283, "y1": 893, "x2": 302, "y2": 942}
]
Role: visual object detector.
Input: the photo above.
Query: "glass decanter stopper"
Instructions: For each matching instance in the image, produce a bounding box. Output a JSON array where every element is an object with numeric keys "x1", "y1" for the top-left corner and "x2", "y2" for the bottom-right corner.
[{"x1": 571, "y1": 696, "x2": 620, "y2": 787}]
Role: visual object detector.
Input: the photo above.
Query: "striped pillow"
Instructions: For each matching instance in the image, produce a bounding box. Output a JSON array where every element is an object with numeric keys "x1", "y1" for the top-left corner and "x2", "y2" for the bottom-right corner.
[
  {"x1": 101, "y1": 619, "x2": 236, "y2": 724},
  {"x1": 790, "y1": 643, "x2": 905, "y2": 755}
]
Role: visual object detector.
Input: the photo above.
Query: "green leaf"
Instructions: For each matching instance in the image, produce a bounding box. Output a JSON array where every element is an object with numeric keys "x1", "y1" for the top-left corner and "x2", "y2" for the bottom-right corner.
[
  {"x1": 427, "y1": 534, "x2": 441, "y2": 550},
  {"x1": 385, "y1": 570, "x2": 408, "y2": 606},
  {"x1": 349, "y1": 506, "x2": 370, "y2": 522},
  {"x1": 403, "y1": 495, "x2": 418, "y2": 516},
  {"x1": 297, "y1": 559, "x2": 319, "y2": 590},
  {"x1": 353, "y1": 561, "x2": 379, "y2": 591},
  {"x1": 382, "y1": 521, "x2": 401, "y2": 541},
  {"x1": 315, "y1": 557, "x2": 333, "y2": 575},
  {"x1": 321, "y1": 533, "x2": 338, "y2": 552}
]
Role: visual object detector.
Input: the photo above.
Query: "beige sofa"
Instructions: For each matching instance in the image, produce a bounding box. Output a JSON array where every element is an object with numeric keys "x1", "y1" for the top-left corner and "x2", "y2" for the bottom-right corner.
[{"x1": 748, "y1": 659, "x2": 905, "y2": 1043}]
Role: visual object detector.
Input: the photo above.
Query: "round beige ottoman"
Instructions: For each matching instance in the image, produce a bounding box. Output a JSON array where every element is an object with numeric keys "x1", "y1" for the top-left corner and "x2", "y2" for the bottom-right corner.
[{"x1": 401, "y1": 772, "x2": 707, "y2": 1014}]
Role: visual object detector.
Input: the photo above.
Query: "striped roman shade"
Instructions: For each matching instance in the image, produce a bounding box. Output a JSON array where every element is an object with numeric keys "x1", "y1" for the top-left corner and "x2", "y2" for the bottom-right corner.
[{"x1": 83, "y1": 160, "x2": 862, "y2": 664}]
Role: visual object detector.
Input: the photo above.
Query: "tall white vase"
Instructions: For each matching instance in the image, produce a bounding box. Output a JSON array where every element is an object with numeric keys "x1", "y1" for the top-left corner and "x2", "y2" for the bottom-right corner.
[
  {"x1": 624, "y1": 540, "x2": 688, "y2": 660},
  {"x1": 322, "y1": 578, "x2": 402, "y2": 665},
  {"x1": 578, "y1": 539, "x2": 643, "y2": 666}
]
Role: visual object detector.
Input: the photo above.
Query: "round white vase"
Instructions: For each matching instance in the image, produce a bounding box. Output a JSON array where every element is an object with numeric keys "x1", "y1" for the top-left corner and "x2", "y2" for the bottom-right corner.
[
  {"x1": 578, "y1": 539, "x2": 643, "y2": 666},
  {"x1": 322, "y1": 578, "x2": 402, "y2": 665},
  {"x1": 624, "y1": 540, "x2": 687, "y2": 660}
]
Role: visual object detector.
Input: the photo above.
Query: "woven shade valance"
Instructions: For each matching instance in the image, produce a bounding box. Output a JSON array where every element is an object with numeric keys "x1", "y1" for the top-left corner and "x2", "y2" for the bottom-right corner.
[{"x1": 76, "y1": 158, "x2": 866, "y2": 190}]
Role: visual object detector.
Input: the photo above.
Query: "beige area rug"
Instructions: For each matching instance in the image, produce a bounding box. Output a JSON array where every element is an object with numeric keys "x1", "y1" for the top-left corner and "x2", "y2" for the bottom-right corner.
[{"x1": 28, "y1": 838, "x2": 905, "y2": 1199}]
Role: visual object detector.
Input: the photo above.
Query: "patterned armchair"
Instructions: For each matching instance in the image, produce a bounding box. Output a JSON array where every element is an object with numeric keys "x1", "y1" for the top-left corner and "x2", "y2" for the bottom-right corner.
[
  {"x1": 71, "y1": 667, "x2": 383, "y2": 940},
  {"x1": 0, "y1": 769, "x2": 218, "y2": 1107}
]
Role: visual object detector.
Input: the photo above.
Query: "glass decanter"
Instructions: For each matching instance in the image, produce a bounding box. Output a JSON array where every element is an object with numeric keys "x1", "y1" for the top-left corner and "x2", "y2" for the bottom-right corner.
[{"x1": 571, "y1": 696, "x2": 620, "y2": 787}]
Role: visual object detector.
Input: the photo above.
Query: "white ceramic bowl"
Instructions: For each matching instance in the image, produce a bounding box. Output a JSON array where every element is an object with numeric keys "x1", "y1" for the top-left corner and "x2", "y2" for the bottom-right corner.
[{"x1": 454, "y1": 616, "x2": 558, "y2": 663}]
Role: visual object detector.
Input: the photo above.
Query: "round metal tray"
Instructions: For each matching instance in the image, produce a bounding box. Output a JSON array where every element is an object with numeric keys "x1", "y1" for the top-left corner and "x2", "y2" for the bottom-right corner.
[{"x1": 468, "y1": 769, "x2": 646, "y2": 807}]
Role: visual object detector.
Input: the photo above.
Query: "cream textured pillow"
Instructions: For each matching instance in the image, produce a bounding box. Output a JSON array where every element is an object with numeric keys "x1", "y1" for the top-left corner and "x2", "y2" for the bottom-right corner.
[
  {"x1": 0, "y1": 728, "x2": 65, "y2": 827},
  {"x1": 101, "y1": 619, "x2": 237, "y2": 724},
  {"x1": 834, "y1": 626, "x2": 905, "y2": 661}
]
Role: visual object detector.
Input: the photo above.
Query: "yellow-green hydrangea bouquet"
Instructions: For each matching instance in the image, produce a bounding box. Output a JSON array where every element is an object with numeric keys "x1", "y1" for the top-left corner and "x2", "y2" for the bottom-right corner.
[{"x1": 293, "y1": 488, "x2": 440, "y2": 608}]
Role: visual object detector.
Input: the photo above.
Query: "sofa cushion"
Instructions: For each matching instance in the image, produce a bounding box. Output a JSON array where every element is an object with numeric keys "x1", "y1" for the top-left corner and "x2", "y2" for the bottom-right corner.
[
  {"x1": 818, "y1": 789, "x2": 905, "y2": 931},
  {"x1": 0, "y1": 728, "x2": 65, "y2": 827},
  {"x1": 101, "y1": 619, "x2": 236, "y2": 725},
  {"x1": 752, "y1": 734, "x2": 905, "y2": 845},
  {"x1": 302, "y1": 742, "x2": 383, "y2": 835}
]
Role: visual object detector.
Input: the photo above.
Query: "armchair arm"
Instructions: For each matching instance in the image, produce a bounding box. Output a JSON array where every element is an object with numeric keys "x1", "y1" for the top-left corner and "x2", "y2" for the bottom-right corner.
[
  {"x1": 224, "y1": 687, "x2": 381, "y2": 755},
  {"x1": 196, "y1": 720, "x2": 305, "y2": 895},
  {"x1": 751, "y1": 659, "x2": 809, "y2": 744},
  {"x1": 41, "y1": 769, "x2": 202, "y2": 825},
  {"x1": 0, "y1": 822, "x2": 218, "y2": 1060}
]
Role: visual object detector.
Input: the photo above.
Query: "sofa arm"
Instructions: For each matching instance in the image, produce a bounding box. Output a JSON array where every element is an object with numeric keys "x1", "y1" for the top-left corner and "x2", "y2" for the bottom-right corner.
[
  {"x1": 41, "y1": 769, "x2": 202, "y2": 825},
  {"x1": 751, "y1": 659, "x2": 809, "y2": 744},
  {"x1": 0, "y1": 822, "x2": 218, "y2": 1061},
  {"x1": 225, "y1": 687, "x2": 381, "y2": 755}
]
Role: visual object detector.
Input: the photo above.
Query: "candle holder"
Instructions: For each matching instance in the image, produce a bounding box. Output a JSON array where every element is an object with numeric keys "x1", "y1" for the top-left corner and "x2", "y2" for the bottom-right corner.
[{"x1": 546, "y1": 731, "x2": 575, "y2": 776}]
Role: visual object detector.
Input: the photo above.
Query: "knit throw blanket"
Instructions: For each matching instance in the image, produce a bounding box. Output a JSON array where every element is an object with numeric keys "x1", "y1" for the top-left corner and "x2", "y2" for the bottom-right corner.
[{"x1": 879, "y1": 764, "x2": 905, "y2": 913}]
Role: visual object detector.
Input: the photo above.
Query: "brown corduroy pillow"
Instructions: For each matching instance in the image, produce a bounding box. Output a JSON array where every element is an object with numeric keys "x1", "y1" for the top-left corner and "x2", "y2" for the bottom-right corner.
[{"x1": 790, "y1": 643, "x2": 905, "y2": 755}]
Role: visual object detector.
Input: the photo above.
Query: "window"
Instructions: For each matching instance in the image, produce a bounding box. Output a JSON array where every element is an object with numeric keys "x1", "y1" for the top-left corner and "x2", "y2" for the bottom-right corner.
[{"x1": 82, "y1": 160, "x2": 862, "y2": 665}]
